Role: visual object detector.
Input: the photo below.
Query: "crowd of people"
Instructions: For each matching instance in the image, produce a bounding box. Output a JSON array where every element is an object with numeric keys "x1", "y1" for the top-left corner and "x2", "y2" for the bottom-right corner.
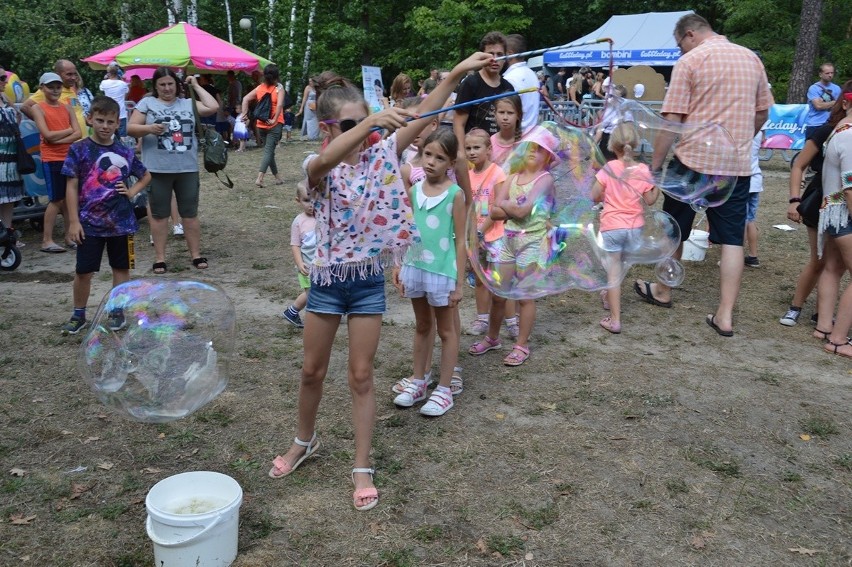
[{"x1": 0, "y1": 13, "x2": 850, "y2": 512}]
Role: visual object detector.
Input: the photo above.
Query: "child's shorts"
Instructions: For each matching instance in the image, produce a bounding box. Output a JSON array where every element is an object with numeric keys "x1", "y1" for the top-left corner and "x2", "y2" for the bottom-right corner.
[
  {"x1": 283, "y1": 125, "x2": 293, "y2": 132},
  {"x1": 43, "y1": 161, "x2": 67, "y2": 202},
  {"x1": 400, "y1": 265, "x2": 455, "y2": 307},
  {"x1": 478, "y1": 238, "x2": 503, "y2": 264},
  {"x1": 601, "y1": 227, "x2": 643, "y2": 253},
  {"x1": 746, "y1": 192, "x2": 760, "y2": 223},
  {"x1": 76, "y1": 233, "x2": 135, "y2": 274},
  {"x1": 298, "y1": 272, "x2": 310, "y2": 290},
  {"x1": 495, "y1": 230, "x2": 544, "y2": 269},
  {"x1": 307, "y1": 271, "x2": 385, "y2": 316}
]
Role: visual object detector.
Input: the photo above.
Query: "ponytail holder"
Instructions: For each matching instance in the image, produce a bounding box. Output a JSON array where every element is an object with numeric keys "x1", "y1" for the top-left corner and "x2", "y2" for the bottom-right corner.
[{"x1": 843, "y1": 92, "x2": 852, "y2": 101}]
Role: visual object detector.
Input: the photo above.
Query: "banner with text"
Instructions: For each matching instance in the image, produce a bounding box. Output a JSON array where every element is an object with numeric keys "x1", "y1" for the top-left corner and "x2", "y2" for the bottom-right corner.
[
  {"x1": 761, "y1": 104, "x2": 808, "y2": 151},
  {"x1": 362, "y1": 66, "x2": 384, "y2": 114}
]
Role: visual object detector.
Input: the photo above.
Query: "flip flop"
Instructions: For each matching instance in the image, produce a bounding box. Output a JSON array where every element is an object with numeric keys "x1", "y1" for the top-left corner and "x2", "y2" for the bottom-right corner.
[
  {"x1": 40, "y1": 244, "x2": 67, "y2": 253},
  {"x1": 192, "y1": 257, "x2": 209, "y2": 269},
  {"x1": 706, "y1": 315, "x2": 733, "y2": 337},
  {"x1": 152, "y1": 262, "x2": 167, "y2": 275},
  {"x1": 825, "y1": 340, "x2": 852, "y2": 359},
  {"x1": 633, "y1": 280, "x2": 672, "y2": 308}
]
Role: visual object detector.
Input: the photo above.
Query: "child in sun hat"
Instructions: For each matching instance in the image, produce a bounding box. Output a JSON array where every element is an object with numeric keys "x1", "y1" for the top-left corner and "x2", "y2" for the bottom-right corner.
[{"x1": 469, "y1": 123, "x2": 559, "y2": 366}]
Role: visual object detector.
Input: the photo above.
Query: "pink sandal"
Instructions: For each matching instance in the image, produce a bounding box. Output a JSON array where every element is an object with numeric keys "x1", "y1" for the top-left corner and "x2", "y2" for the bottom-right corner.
[
  {"x1": 469, "y1": 335, "x2": 502, "y2": 355},
  {"x1": 268, "y1": 433, "x2": 320, "y2": 479},
  {"x1": 600, "y1": 316, "x2": 621, "y2": 334},
  {"x1": 503, "y1": 344, "x2": 530, "y2": 366}
]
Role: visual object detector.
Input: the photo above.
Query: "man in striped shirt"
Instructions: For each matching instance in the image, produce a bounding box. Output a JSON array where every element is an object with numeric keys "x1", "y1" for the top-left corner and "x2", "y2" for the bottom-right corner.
[{"x1": 635, "y1": 13, "x2": 773, "y2": 337}]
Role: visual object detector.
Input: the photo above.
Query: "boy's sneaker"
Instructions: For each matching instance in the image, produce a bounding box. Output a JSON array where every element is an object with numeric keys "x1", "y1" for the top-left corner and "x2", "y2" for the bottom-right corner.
[
  {"x1": 107, "y1": 309, "x2": 126, "y2": 331},
  {"x1": 465, "y1": 317, "x2": 489, "y2": 336},
  {"x1": 504, "y1": 317, "x2": 520, "y2": 340},
  {"x1": 393, "y1": 380, "x2": 429, "y2": 408},
  {"x1": 173, "y1": 223, "x2": 185, "y2": 237},
  {"x1": 744, "y1": 256, "x2": 760, "y2": 268},
  {"x1": 779, "y1": 307, "x2": 801, "y2": 327},
  {"x1": 420, "y1": 389, "x2": 454, "y2": 417},
  {"x1": 61, "y1": 316, "x2": 87, "y2": 335},
  {"x1": 282, "y1": 308, "x2": 304, "y2": 328}
]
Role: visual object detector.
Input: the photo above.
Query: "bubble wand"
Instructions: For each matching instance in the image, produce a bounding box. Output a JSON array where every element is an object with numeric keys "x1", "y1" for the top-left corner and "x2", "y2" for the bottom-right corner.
[
  {"x1": 370, "y1": 87, "x2": 540, "y2": 132},
  {"x1": 491, "y1": 37, "x2": 613, "y2": 62}
]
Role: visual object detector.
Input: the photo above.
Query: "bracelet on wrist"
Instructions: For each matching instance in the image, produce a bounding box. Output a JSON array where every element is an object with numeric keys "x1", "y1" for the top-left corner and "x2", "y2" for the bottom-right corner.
[{"x1": 789, "y1": 197, "x2": 802, "y2": 204}]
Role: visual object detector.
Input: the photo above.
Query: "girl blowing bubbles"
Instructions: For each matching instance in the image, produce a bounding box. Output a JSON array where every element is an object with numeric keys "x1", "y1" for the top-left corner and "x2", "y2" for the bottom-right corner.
[
  {"x1": 591, "y1": 123, "x2": 659, "y2": 334},
  {"x1": 393, "y1": 128, "x2": 466, "y2": 416},
  {"x1": 268, "y1": 52, "x2": 492, "y2": 512},
  {"x1": 469, "y1": 126, "x2": 558, "y2": 366}
]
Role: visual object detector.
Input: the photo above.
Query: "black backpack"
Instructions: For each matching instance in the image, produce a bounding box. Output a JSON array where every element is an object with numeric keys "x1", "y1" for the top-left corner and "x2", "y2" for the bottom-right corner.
[
  {"x1": 253, "y1": 92, "x2": 272, "y2": 120},
  {"x1": 190, "y1": 87, "x2": 234, "y2": 188}
]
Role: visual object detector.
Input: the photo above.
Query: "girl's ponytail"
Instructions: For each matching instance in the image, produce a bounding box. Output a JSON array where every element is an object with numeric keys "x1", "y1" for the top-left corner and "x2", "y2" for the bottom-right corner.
[{"x1": 313, "y1": 71, "x2": 365, "y2": 121}]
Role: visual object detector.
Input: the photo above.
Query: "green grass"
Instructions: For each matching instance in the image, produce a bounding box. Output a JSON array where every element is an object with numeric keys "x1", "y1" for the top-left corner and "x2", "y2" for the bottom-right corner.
[
  {"x1": 665, "y1": 478, "x2": 689, "y2": 495},
  {"x1": 377, "y1": 548, "x2": 415, "y2": 567},
  {"x1": 800, "y1": 416, "x2": 839, "y2": 437},
  {"x1": 782, "y1": 471, "x2": 803, "y2": 482},
  {"x1": 513, "y1": 500, "x2": 559, "y2": 529},
  {"x1": 834, "y1": 454, "x2": 852, "y2": 471},
  {"x1": 486, "y1": 534, "x2": 524, "y2": 555},
  {"x1": 686, "y1": 447, "x2": 742, "y2": 478},
  {"x1": 413, "y1": 524, "x2": 445, "y2": 543},
  {"x1": 230, "y1": 458, "x2": 260, "y2": 471}
]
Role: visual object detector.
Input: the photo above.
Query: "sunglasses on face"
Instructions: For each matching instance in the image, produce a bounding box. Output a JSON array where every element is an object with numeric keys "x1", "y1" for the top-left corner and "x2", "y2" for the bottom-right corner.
[
  {"x1": 0, "y1": 75, "x2": 7, "y2": 82},
  {"x1": 322, "y1": 117, "x2": 366, "y2": 133}
]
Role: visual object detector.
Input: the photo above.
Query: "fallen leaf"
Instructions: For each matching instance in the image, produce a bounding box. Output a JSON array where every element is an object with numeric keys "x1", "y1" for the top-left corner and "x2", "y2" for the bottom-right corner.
[
  {"x1": 32, "y1": 397, "x2": 44, "y2": 403},
  {"x1": 97, "y1": 462, "x2": 114, "y2": 471},
  {"x1": 10, "y1": 514, "x2": 36, "y2": 525},
  {"x1": 191, "y1": 448, "x2": 199, "y2": 455},
  {"x1": 495, "y1": 413, "x2": 505, "y2": 420},
  {"x1": 525, "y1": 552, "x2": 534, "y2": 560},
  {"x1": 788, "y1": 547, "x2": 819, "y2": 556},
  {"x1": 83, "y1": 436, "x2": 100, "y2": 444},
  {"x1": 54, "y1": 500, "x2": 66, "y2": 511},
  {"x1": 131, "y1": 497, "x2": 144, "y2": 505},
  {"x1": 9, "y1": 468, "x2": 26, "y2": 477},
  {"x1": 97, "y1": 414, "x2": 109, "y2": 420},
  {"x1": 368, "y1": 522, "x2": 382, "y2": 535},
  {"x1": 376, "y1": 413, "x2": 394, "y2": 421},
  {"x1": 61, "y1": 430, "x2": 73, "y2": 435},
  {"x1": 475, "y1": 538, "x2": 488, "y2": 554},
  {"x1": 491, "y1": 551, "x2": 503, "y2": 558},
  {"x1": 539, "y1": 403, "x2": 556, "y2": 411},
  {"x1": 142, "y1": 467, "x2": 162, "y2": 474},
  {"x1": 690, "y1": 535, "x2": 706, "y2": 549},
  {"x1": 70, "y1": 483, "x2": 90, "y2": 500},
  {"x1": 799, "y1": 434, "x2": 811, "y2": 441},
  {"x1": 158, "y1": 433, "x2": 166, "y2": 439}
]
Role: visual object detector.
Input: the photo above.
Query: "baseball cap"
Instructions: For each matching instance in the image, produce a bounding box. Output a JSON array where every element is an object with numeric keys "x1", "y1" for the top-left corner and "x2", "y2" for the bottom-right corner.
[{"x1": 39, "y1": 72, "x2": 63, "y2": 85}]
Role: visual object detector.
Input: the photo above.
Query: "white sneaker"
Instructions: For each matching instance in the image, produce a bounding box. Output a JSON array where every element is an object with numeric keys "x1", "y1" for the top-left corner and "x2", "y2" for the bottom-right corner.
[
  {"x1": 779, "y1": 307, "x2": 801, "y2": 327},
  {"x1": 420, "y1": 389, "x2": 454, "y2": 416},
  {"x1": 172, "y1": 223, "x2": 185, "y2": 237},
  {"x1": 465, "y1": 317, "x2": 489, "y2": 335},
  {"x1": 393, "y1": 380, "x2": 428, "y2": 408}
]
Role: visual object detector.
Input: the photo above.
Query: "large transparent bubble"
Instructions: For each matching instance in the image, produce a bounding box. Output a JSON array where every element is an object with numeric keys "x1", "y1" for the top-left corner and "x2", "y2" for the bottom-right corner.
[
  {"x1": 80, "y1": 279, "x2": 236, "y2": 423},
  {"x1": 615, "y1": 99, "x2": 739, "y2": 210},
  {"x1": 468, "y1": 119, "x2": 684, "y2": 300}
]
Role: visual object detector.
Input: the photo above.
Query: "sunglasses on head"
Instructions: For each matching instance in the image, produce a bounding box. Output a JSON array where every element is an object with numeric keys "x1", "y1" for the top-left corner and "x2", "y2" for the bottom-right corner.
[{"x1": 321, "y1": 117, "x2": 366, "y2": 133}]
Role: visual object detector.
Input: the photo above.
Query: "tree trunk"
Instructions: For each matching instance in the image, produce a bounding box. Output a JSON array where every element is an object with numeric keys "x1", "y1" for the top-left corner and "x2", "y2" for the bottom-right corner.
[
  {"x1": 224, "y1": 0, "x2": 233, "y2": 43},
  {"x1": 187, "y1": 0, "x2": 197, "y2": 26},
  {"x1": 267, "y1": 0, "x2": 275, "y2": 60},
  {"x1": 301, "y1": 0, "x2": 317, "y2": 86},
  {"x1": 120, "y1": 1, "x2": 130, "y2": 42},
  {"x1": 787, "y1": 0, "x2": 823, "y2": 103},
  {"x1": 285, "y1": 0, "x2": 297, "y2": 92}
]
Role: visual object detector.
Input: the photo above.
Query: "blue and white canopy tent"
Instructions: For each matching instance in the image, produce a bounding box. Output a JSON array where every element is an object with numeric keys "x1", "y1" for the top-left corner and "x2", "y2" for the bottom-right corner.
[{"x1": 543, "y1": 11, "x2": 693, "y2": 68}]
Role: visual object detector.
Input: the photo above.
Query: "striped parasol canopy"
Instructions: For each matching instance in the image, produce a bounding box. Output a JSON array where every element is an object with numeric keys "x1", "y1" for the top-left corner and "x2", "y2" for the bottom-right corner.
[{"x1": 83, "y1": 22, "x2": 273, "y2": 74}]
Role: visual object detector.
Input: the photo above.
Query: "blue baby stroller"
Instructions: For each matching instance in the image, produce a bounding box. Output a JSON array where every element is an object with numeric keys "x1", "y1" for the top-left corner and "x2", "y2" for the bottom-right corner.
[{"x1": 7, "y1": 118, "x2": 49, "y2": 271}]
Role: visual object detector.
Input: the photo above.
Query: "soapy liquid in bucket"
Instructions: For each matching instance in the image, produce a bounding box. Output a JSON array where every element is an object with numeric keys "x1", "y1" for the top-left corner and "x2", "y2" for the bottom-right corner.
[{"x1": 167, "y1": 496, "x2": 230, "y2": 515}]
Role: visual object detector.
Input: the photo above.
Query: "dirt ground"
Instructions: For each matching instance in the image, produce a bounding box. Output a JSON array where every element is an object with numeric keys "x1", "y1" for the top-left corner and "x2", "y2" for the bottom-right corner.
[{"x1": 0, "y1": 142, "x2": 849, "y2": 567}]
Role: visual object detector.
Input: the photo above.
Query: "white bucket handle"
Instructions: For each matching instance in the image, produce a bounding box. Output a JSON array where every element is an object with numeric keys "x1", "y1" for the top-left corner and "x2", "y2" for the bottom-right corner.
[{"x1": 146, "y1": 514, "x2": 222, "y2": 548}]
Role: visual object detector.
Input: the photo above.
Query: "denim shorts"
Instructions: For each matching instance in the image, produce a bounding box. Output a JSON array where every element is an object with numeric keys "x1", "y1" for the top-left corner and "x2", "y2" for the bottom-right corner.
[
  {"x1": 746, "y1": 192, "x2": 760, "y2": 224},
  {"x1": 307, "y1": 271, "x2": 386, "y2": 316},
  {"x1": 601, "y1": 228, "x2": 643, "y2": 253},
  {"x1": 825, "y1": 214, "x2": 852, "y2": 239}
]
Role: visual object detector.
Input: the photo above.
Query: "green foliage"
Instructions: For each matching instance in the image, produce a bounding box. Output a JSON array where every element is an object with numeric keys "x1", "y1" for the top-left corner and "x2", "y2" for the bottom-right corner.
[{"x1": 0, "y1": 0, "x2": 847, "y2": 104}]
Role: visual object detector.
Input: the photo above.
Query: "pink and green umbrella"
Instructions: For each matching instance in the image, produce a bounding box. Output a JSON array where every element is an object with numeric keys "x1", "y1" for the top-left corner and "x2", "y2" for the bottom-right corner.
[{"x1": 83, "y1": 22, "x2": 273, "y2": 74}]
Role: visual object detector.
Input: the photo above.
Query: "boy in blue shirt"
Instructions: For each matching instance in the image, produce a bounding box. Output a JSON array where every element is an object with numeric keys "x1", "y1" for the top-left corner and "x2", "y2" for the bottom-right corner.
[{"x1": 60, "y1": 96, "x2": 151, "y2": 334}]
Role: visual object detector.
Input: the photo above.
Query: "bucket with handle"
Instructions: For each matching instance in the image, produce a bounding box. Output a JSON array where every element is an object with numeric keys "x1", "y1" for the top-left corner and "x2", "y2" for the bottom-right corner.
[
  {"x1": 682, "y1": 229, "x2": 709, "y2": 261},
  {"x1": 145, "y1": 471, "x2": 242, "y2": 567}
]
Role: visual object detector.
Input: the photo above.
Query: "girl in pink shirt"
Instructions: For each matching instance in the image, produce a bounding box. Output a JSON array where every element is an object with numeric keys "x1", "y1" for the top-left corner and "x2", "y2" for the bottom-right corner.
[
  {"x1": 490, "y1": 96, "x2": 522, "y2": 165},
  {"x1": 592, "y1": 123, "x2": 660, "y2": 334}
]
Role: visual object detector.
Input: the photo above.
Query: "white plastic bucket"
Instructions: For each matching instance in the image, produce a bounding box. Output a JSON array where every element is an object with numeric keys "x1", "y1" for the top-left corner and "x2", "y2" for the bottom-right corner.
[
  {"x1": 682, "y1": 229, "x2": 709, "y2": 261},
  {"x1": 146, "y1": 471, "x2": 242, "y2": 567}
]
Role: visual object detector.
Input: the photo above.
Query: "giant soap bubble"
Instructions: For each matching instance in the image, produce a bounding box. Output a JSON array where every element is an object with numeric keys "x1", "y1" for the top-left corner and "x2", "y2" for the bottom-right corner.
[
  {"x1": 468, "y1": 119, "x2": 681, "y2": 300},
  {"x1": 80, "y1": 279, "x2": 236, "y2": 423}
]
